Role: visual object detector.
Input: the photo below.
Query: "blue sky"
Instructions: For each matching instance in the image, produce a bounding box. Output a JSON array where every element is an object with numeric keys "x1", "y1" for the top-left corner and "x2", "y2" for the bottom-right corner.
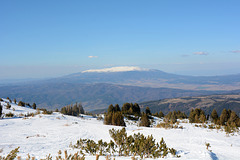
[{"x1": 0, "y1": 0, "x2": 240, "y2": 79}]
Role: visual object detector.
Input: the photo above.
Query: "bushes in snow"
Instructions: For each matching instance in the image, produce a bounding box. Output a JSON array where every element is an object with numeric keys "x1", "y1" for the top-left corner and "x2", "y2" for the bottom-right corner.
[
  {"x1": 0, "y1": 147, "x2": 86, "y2": 160},
  {"x1": 18, "y1": 101, "x2": 25, "y2": 107},
  {"x1": 0, "y1": 147, "x2": 19, "y2": 160},
  {"x1": 5, "y1": 112, "x2": 15, "y2": 117},
  {"x1": 72, "y1": 128, "x2": 180, "y2": 158},
  {"x1": 38, "y1": 108, "x2": 53, "y2": 115}
]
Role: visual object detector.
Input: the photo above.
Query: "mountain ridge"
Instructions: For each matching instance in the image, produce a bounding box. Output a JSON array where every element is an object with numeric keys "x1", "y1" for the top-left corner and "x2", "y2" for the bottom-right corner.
[{"x1": 1, "y1": 68, "x2": 240, "y2": 111}]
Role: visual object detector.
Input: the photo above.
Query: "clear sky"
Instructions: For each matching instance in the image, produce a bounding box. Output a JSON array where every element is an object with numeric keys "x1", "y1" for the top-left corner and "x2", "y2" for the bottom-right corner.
[{"x1": 0, "y1": 0, "x2": 240, "y2": 79}]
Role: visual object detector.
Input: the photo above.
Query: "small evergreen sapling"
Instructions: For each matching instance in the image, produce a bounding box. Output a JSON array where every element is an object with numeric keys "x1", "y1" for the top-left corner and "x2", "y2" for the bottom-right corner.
[{"x1": 0, "y1": 103, "x2": 2, "y2": 117}]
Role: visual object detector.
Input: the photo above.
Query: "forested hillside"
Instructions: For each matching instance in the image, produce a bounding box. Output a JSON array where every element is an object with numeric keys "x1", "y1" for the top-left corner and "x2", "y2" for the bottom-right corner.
[{"x1": 140, "y1": 94, "x2": 240, "y2": 115}]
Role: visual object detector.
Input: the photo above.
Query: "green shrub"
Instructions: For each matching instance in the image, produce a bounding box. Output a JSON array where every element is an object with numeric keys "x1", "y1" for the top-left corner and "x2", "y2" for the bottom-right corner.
[
  {"x1": 39, "y1": 108, "x2": 53, "y2": 114},
  {"x1": 18, "y1": 101, "x2": 25, "y2": 107},
  {"x1": 5, "y1": 112, "x2": 14, "y2": 117}
]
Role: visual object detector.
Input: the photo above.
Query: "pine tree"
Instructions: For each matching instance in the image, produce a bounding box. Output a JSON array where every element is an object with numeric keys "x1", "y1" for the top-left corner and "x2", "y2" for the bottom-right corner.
[
  {"x1": 189, "y1": 109, "x2": 195, "y2": 123},
  {"x1": 78, "y1": 103, "x2": 84, "y2": 114},
  {"x1": 159, "y1": 111, "x2": 164, "y2": 118},
  {"x1": 114, "y1": 104, "x2": 121, "y2": 112},
  {"x1": 122, "y1": 103, "x2": 131, "y2": 114},
  {"x1": 61, "y1": 107, "x2": 67, "y2": 115},
  {"x1": 72, "y1": 104, "x2": 78, "y2": 116},
  {"x1": 145, "y1": 107, "x2": 151, "y2": 115},
  {"x1": 105, "y1": 104, "x2": 125, "y2": 126},
  {"x1": 133, "y1": 103, "x2": 140, "y2": 115},
  {"x1": 114, "y1": 112, "x2": 126, "y2": 126},
  {"x1": 140, "y1": 113, "x2": 150, "y2": 127},
  {"x1": 220, "y1": 109, "x2": 228, "y2": 125},
  {"x1": 18, "y1": 101, "x2": 25, "y2": 107},
  {"x1": 189, "y1": 108, "x2": 206, "y2": 123},
  {"x1": 0, "y1": 103, "x2": 2, "y2": 117},
  {"x1": 211, "y1": 109, "x2": 218, "y2": 123},
  {"x1": 159, "y1": 137, "x2": 168, "y2": 158},
  {"x1": 199, "y1": 114, "x2": 206, "y2": 123},
  {"x1": 108, "y1": 104, "x2": 114, "y2": 113},
  {"x1": 228, "y1": 111, "x2": 239, "y2": 126},
  {"x1": 109, "y1": 128, "x2": 127, "y2": 156},
  {"x1": 145, "y1": 135, "x2": 156, "y2": 158},
  {"x1": 32, "y1": 103, "x2": 37, "y2": 109}
]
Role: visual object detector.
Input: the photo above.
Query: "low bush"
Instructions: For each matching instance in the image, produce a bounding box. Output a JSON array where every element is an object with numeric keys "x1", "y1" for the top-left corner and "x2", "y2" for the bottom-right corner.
[{"x1": 5, "y1": 112, "x2": 14, "y2": 117}]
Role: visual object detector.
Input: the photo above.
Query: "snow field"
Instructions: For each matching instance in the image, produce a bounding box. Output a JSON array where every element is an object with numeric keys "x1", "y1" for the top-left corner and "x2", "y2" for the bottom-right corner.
[{"x1": 0, "y1": 100, "x2": 240, "y2": 159}]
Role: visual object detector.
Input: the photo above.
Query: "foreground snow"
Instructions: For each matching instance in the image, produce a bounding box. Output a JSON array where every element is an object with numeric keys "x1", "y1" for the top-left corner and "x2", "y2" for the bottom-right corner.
[{"x1": 0, "y1": 100, "x2": 240, "y2": 159}]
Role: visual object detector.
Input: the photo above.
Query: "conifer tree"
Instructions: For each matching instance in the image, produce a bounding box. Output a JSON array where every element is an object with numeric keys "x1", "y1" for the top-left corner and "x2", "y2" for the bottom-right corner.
[
  {"x1": 159, "y1": 111, "x2": 164, "y2": 118},
  {"x1": 189, "y1": 109, "x2": 195, "y2": 123},
  {"x1": 107, "y1": 104, "x2": 114, "y2": 113},
  {"x1": 189, "y1": 108, "x2": 206, "y2": 123},
  {"x1": 145, "y1": 135, "x2": 156, "y2": 158},
  {"x1": 32, "y1": 103, "x2": 37, "y2": 109},
  {"x1": 199, "y1": 114, "x2": 206, "y2": 123},
  {"x1": 122, "y1": 103, "x2": 131, "y2": 114},
  {"x1": 145, "y1": 107, "x2": 151, "y2": 115},
  {"x1": 159, "y1": 137, "x2": 168, "y2": 158},
  {"x1": 211, "y1": 109, "x2": 218, "y2": 123},
  {"x1": 220, "y1": 109, "x2": 228, "y2": 125},
  {"x1": 140, "y1": 113, "x2": 150, "y2": 127},
  {"x1": 18, "y1": 101, "x2": 25, "y2": 107},
  {"x1": 105, "y1": 104, "x2": 125, "y2": 126},
  {"x1": 109, "y1": 128, "x2": 127, "y2": 156},
  {"x1": 133, "y1": 103, "x2": 140, "y2": 115},
  {"x1": 0, "y1": 103, "x2": 2, "y2": 117},
  {"x1": 228, "y1": 111, "x2": 239, "y2": 127},
  {"x1": 114, "y1": 112, "x2": 126, "y2": 126},
  {"x1": 114, "y1": 104, "x2": 121, "y2": 112}
]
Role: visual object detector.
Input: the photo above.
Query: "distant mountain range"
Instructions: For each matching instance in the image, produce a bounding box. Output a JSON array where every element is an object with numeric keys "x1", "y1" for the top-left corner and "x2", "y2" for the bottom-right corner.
[
  {"x1": 50, "y1": 68, "x2": 240, "y2": 91},
  {"x1": 0, "y1": 82, "x2": 222, "y2": 111},
  {"x1": 0, "y1": 67, "x2": 240, "y2": 111}
]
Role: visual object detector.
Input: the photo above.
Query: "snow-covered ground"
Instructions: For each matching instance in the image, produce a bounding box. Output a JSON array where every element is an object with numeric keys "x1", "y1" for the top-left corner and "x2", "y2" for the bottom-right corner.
[{"x1": 0, "y1": 99, "x2": 240, "y2": 160}]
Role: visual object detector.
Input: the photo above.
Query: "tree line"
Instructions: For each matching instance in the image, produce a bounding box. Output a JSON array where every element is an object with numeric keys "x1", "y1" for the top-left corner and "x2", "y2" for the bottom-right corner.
[
  {"x1": 103, "y1": 102, "x2": 240, "y2": 134},
  {"x1": 60, "y1": 102, "x2": 84, "y2": 116}
]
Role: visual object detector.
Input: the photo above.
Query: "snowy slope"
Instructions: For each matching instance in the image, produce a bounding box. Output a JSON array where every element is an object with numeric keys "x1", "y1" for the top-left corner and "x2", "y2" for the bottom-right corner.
[
  {"x1": 0, "y1": 100, "x2": 240, "y2": 159},
  {"x1": 1, "y1": 98, "x2": 37, "y2": 116}
]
